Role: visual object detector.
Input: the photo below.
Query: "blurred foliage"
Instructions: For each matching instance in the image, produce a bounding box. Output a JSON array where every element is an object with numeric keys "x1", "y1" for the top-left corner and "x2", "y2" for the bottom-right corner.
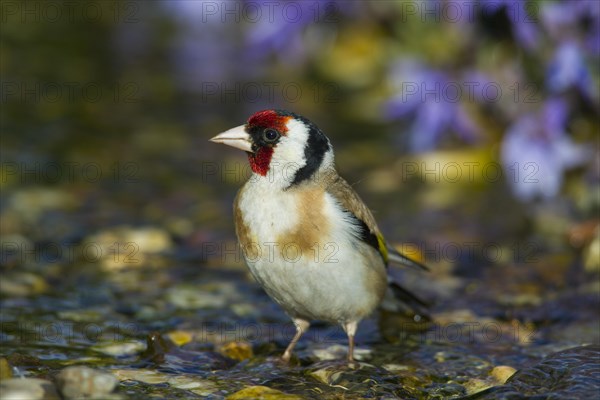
[{"x1": 0, "y1": 0, "x2": 598, "y2": 239}]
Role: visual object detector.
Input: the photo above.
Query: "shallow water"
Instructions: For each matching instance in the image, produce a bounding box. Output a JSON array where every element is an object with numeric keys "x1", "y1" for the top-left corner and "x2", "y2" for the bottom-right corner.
[{"x1": 1, "y1": 180, "x2": 598, "y2": 399}]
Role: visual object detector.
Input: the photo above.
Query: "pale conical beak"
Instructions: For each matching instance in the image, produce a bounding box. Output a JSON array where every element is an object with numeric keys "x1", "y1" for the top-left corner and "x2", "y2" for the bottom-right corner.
[{"x1": 209, "y1": 125, "x2": 253, "y2": 153}]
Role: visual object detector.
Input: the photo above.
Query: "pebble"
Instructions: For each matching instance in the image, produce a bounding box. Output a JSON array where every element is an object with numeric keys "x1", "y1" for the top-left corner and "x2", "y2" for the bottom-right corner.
[
  {"x1": 0, "y1": 272, "x2": 48, "y2": 297},
  {"x1": 310, "y1": 366, "x2": 344, "y2": 386},
  {"x1": 226, "y1": 385, "x2": 303, "y2": 400},
  {"x1": 8, "y1": 188, "x2": 76, "y2": 223},
  {"x1": 463, "y1": 365, "x2": 518, "y2": 395},
  {"x1": 166, "y1": 282, "x2": 238, "y2": 309},
  {"x1": 311, "y1": 344, "x2": 371, "y2": 361},
  {"x1": 497, "y1": 293, "x2": 543, "y2": 307},
  {"x1": 83, "y1": 226, "x2": 172, "y2": 270},
  {"x1": 166, "y1": 286, "x2": 226, "y2": 309},
  {"x1": 425, "y1": 382, "x2": 466, "y2": 398},
  {"x1": 167, "y1": 330, "x2": 193, "y2": 347},
  {"x1": 0, "y1": 358, "x2": 12, "y2": 379},
  {"x1": 217, "y1": 341, "x2": 253, "y2": 361},
  {"x1": 230, "y1": 302, "x2": 259, "y2": 317},
  {"x1": 56, "y1": 366, "x2": 118, "y2": 399},
  {"x1": 490, "y1": 365, "x2": 517, "y2": 383},
  {"x1": 0, "y1": 378, "x2": 60, "y2": 400},
  {"x1": 382, "y1": 363, "x2": 411, "y2": 372},
  {"x1": 57, "y1": 308, "x2": 108, "y2": 322},
  {"x1": 309, "y1": 361, "x2": 377, "y2": 386},
  {"x1": 167, "y1": 376, "x2": 218, "y2": 396},
  {"x1": 112, "y1": 370, "x2": 218, "y2": 396},
  {"x1": 91, "y1": 340, "x2": 146, "y2": 357},
  {"x1": 112, "y1": 369, "x2": 168, "y2": 385},
  {"x1": 463, "y1": 378, "x2": 494, "y2": 395}
]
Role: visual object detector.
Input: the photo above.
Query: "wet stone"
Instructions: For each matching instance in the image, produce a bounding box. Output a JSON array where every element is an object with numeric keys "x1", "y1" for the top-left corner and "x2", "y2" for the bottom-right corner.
[
  {"x1": 309, "y1": 344, "x2": 372, "y2": 362},
  {"x1": 166, "y1": 330, "x2": 193, "y2": 347},
  {"x1": 0, "y1": 272, "x2": 48, "y2": 297},
  {"x1": 226, "y1": 385, "x2": 303, "y2": 400},
  {"x1": 133, "y1": 305, "x2": 163, "y2": 321},
  {"x1": 381, "y1": 363, "x2": 412, "y2": 372},
  {"x1": 230, "y1": 302, "x2": 260, "y2": 317},
  {"x1": 217, "y1": 341, "x2": 254, "y2": 362},
  {"x1": 0, "y1": 378, "x2": 60, "y2": 400},
  {"x1": 166, "y1": 284, "x2": 231, "y2": 309},
  {"x1": 463, "y1": 377, "x2": 494, "y2": 395},
  {"x1": 463, "y1": 365, "x2": 518, "y2": 395},
  {"x1": 8, "y1": 188, "x2": 76, "y2": 223},
  {"x1": 83, "y1": 226, "x2": 172, "y2": 270},
  {"x1": 113, "y1": 370, "x2": 219, "y2": 396},
  {"x1": 57, "y1": 308, "x2": 109, "y2": 322},
  {"x1": 309, "y1": 360, "x2": 379, "y2": 386},
  {"x1": 112, "y1": 369, "x2": 169, "y2": 385},
  {"x1": 56, "y1": 366, "x2": 118, "y2": 399},
  {"x1": 424, "y1": 382, "x2": 467, "y2": 398},
  {"x1": 167, "y1": 376, "x2": 219, "y2": 396},
  {"x1": 304, "y1": 360, "x2": 418, "y2": 398},
  {"x1": 91, "y1": 340, "x2": 146, "y2": 357},
  {"x1": 0, "y1": 358, "x2": 12, "y2": 380},
  {"x1": 490, "y1": 365, "x2": 517, "y2": 384}
]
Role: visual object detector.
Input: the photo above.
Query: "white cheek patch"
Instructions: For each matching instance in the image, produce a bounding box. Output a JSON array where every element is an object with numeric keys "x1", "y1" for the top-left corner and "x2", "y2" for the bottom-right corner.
[
  {"x1": 275, "y1": 119, "x2": 309, "y2": 164},
  {"x1": 267, "y1": 119, "x2": 311, "y2": 187}
]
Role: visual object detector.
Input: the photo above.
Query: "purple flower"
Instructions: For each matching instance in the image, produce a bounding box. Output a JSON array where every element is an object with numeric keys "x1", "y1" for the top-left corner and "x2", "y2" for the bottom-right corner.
[
  {"x1": 480, "y1": 0, "x2": 540, "y2": 50},
  {"x1": 541, "y1": 0, "x2": 600, "y2": 54},
  {"x1": 385, "y1": 60, "x2": 479, "y2": 152},
  {"x1": 501, "y1": 99, "x2": 591, "y2": 200},
  {"x1": 547, "y1": 41, "x2": 596, "y2": 101},
  {"x1": 541, "y1": 1, "x2": 579, "y2": 39},
  {"x1": 243, "y1": 0, "x2": 360, "y2": 65},
  {"x1": 243, "y1": 2, "x2": 314, "y2": 64},
  {"x1": 161, "y1": 1, "x2": 240, "y2": 86}
]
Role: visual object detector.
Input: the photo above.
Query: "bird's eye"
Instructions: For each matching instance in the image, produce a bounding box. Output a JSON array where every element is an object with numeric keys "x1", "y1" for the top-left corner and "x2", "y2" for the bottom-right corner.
[{"x1": 263, "y1": 128, "x2": 280, "y2": 142}]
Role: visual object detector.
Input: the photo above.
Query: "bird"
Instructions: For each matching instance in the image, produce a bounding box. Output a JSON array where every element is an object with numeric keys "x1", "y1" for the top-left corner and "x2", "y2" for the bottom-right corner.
[{"x1": 210, "y1": 109, "x2": 428, "y2": 363}]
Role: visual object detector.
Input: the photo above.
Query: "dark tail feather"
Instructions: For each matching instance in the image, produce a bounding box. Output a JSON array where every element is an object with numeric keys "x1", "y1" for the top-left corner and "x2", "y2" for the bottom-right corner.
[
  {"x1": 387, "y1": 246, "x2": 429, "y2": 271},
  {"x1": 388, "y1": 281, "x2": 432, "y2": 322}
]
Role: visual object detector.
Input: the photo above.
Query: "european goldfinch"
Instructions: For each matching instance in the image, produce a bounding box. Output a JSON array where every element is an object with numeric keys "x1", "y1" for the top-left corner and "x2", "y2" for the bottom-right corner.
[{"x1": 210, "y1": 110, "x2": 427, "y2": 362}]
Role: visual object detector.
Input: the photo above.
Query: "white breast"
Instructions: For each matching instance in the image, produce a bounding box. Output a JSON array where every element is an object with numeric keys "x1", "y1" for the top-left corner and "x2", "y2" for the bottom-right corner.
[
  {"x1": 236, "y1": 179, "x2": 387, "y2": 323},
  {"x1": 237, "y1": 178, "x2": 299, "y2": 242}
]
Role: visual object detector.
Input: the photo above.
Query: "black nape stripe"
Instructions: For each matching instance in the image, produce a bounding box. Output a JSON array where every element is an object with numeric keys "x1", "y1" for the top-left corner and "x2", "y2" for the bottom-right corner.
[{"x1": 287, "y1": 115, "x2": 330, "y2": 187}]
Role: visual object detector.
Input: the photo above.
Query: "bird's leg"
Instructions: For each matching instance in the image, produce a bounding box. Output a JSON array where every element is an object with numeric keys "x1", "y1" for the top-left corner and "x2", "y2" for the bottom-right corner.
[
  {"x1": 343, "y1": 321, "x2": 358, "y2": 363},
  {"x1": 281, "y1": 318, "x2": 310, "y2": 362}
]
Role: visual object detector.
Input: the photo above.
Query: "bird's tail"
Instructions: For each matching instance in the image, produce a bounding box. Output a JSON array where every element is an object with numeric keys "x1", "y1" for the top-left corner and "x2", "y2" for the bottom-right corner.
[
  {"x1": 382, "y1": 244, "x2": 431, "y2": 322},
  {"x1": 387, "y1": 245, "x2": 429, "y2": 271},
  {"x1": 378, "y1": 279, "x2": 432, "y2": 343},
  {"x1": 386, "y1": 281, "x2": 431, "y2": 322}
]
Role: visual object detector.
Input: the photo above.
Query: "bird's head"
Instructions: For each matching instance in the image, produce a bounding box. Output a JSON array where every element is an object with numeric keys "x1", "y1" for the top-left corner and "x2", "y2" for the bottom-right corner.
[{"x1": 210, "y1": 110, "x2": 333, "y2": 188}]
